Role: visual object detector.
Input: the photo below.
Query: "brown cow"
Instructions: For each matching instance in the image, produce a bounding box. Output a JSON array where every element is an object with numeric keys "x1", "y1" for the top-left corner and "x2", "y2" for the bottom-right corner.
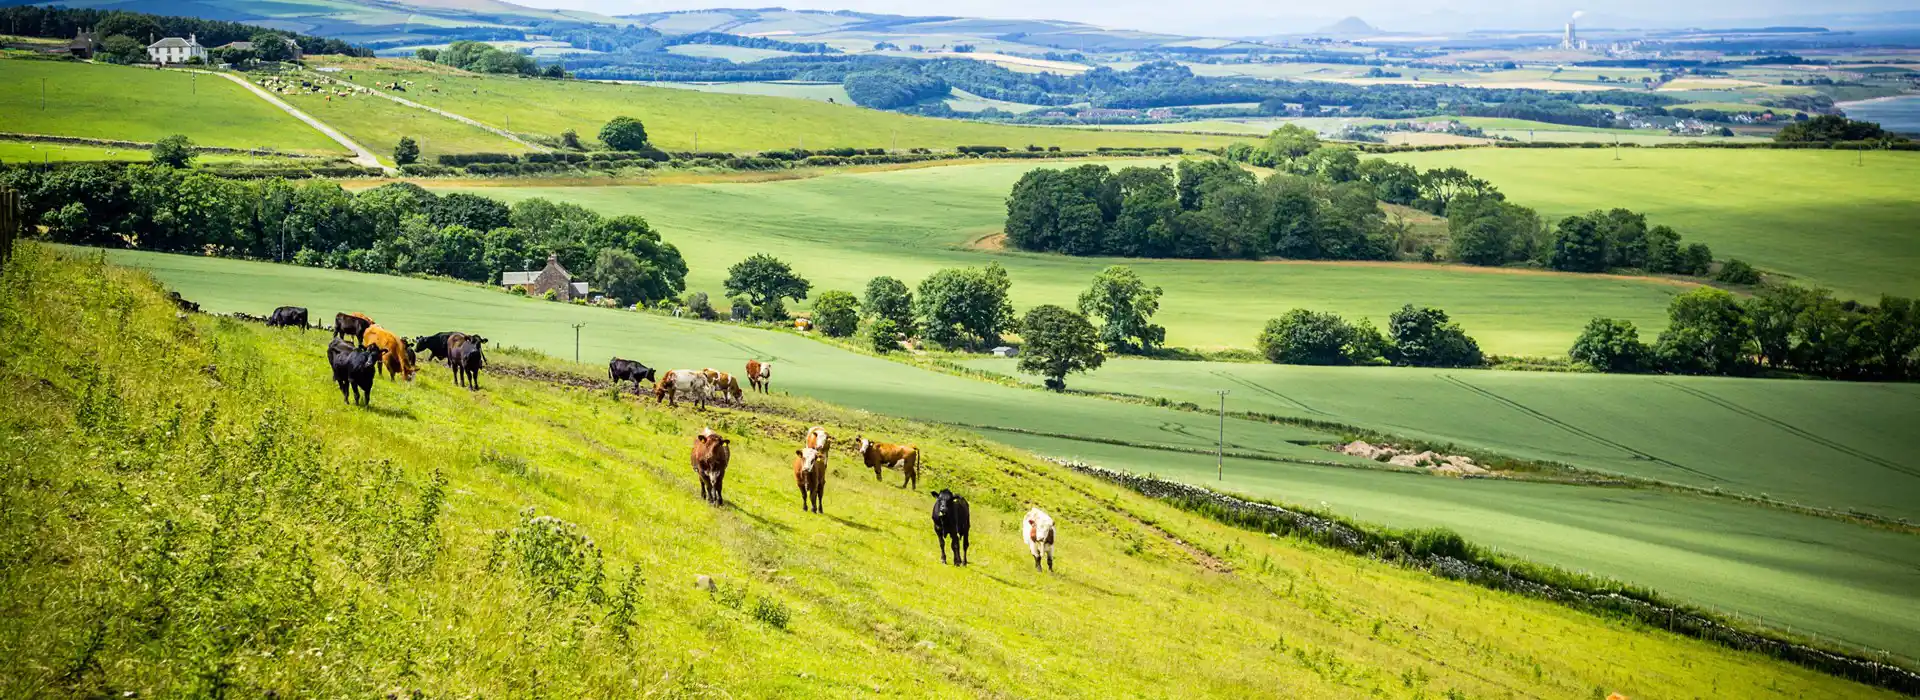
[
  {"x1": 691, "y1": 427, "x2": 731, "y2": 506},
  {"x1": 791, "y1": 426, "x2": 829, "y2": 513},
  {"x1": 334, "y1": 312, "x2": 373, "y2": 346},
  {"x1": 700, "y1": 368, "x2": 743, "y2": 404},
  {"x1": 746, "y1": 359, "x2": 772, "y2": 393},
  {"x1": 853, "y1": 435, "x2": 920, "y2": 489},
  {"x1": 361, "y1": 324, "x2": 416, "y2": 381}
]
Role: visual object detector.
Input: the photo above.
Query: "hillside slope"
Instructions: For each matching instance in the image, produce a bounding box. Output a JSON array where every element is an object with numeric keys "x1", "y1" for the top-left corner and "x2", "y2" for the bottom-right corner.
[{"x1": 0, "y1": 245, "x2": 1893, "y2": 697}]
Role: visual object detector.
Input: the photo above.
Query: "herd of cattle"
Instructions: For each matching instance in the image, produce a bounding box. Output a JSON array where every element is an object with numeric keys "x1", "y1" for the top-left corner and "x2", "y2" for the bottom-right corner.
[{"x1": 258, "y1": 304, "x2": 1062, "y2": 570}]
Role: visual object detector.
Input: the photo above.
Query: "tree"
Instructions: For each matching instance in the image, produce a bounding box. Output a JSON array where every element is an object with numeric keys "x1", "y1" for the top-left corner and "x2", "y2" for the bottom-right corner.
[
  {"x1": 1294, "y1": 145, "x2": 1359, "y2": 181},
  {"x1": 1447, "y1": 196, "x2": 1540, "y2": 266},
  {"x1": 863, "y1": 276, "x2": 914, "y2": 330},
  {"x1": 1548, "y1": 214, "x2": 1608, "y2": 273},
  {"x1": 1017, "y1": 305, "x2": 1104, "y2": 390},
  {"x1": 1714, "y1": 258, "x2": 1762, "y2": 285},
  {"x1": 1257, "y1": 310, "x2": 1373, "y2": 365},
  {"x1": 431, "y1": 193, "x2": 511, "y2": 232},
  {"x1": 1355, "y1": 159, "x2": 1421, "y2": 205},
  {"x1": 560, "y1": 129, "x2": 582, "y2": 150},
  {"x1": 914, "y1": 263, "x2": 1015, "y2": 349},
  {"x1": 1569, "y1": 317, "x2": 1649, "y2": 372},
  {"x1": 1175, "y1": 158, "x2": 1253, "y2": 211},
  {"x1": 1261, "y1": 124, "x2": 1322, "y2": 166},
  {"x1": 393, "y1": 136, "x2": 420, "y2": 166},
  {"x1": 683, "y1": 290, "x2": 717, "y2": 319},
  {"x1": 724, "y1": 254, "x2": 810, "y2": 311},
  {"x1": 150, "y1": 134, "x2": 196, "y2": 169},
  {"x1": 1745, "y1": 283, "x2": 1823, "y2": 368},
  {"x1": 1077, "y1": 265, "x2": 1165, "y2": 354},
  {"x1": 99, "y1": 35, "x2": 145, "y2": 64},
  {"x1": 1388, "y1": 305, "x2": 1483, "y2": 368},
  {"x1": 1655, "y1": 287, "x2": 1749, "y2": 375},
  {"x1": 1676, "y1": 243, "x2": 1714, "y2": 276},
  {"x1": 1775, "y1": 114, "x2": 1904, "y2": 143},
  {"x1": 250, "y1": 32, "x2": 293, "y2": 62},
  {"x1": 599, "y1": 116, "x2": 650, "y2": 151},
  {"x1": 812, "y1": 290, "x2": 860, "y2": 337},
  {"x1": 590, "y1": 248, "x2": 655, "y2": 305}
]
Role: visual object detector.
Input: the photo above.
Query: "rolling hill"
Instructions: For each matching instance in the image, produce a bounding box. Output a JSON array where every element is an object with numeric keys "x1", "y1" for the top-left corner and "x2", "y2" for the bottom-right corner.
[{"x1": 1, "y1": 243, "x2": 1903, "y2": 697}]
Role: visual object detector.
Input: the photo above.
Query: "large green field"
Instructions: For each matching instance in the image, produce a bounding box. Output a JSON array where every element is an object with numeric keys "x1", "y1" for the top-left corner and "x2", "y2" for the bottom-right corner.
[
  {"x1": 1388, "y1": 148, "x2": 1920, "y2": 300},
  {"x1": 453, "y1": 160, "x2": 1692, "y2": 356},
  {"x1": 4, "y1": 246, "x2": 1890, "y2": 696},
  {"x1": 97, "y1": 247, "x2": 1920, "y2": 660},
  {"x1": 0, "y1": 59, "x2": 346, "y2": 155},
  {"x1": 275, "y1": 83, "x2": 526, "y2": 164},
  {"x1": 961, "y1": 358, "x2": 1920, "y2": 520},
  {"x1": 308, "y1": 59, "x2": 1243, "y2": 152}
]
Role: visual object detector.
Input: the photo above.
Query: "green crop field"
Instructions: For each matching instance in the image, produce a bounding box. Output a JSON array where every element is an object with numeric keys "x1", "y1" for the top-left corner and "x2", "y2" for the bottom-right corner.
[
  {"x1": 960, "y1": 358, "x2": 1920, "y2": 520},
  {"x1": 663, "y1": 44, "x2": 799, "y2": 61},
  {"x1": 303, "y1": 58, "x2": 1242, "y2": 152},
  {"x1": 5, "y1": 246, "x2": 1893, "y2": 697},
  {"x1": 96, "y1": 246, "x2": 1920, "y2": 660},
  {"x1": 0, "y1": 140, "x2": 148, "y2": 163},
  {"x1": 1388, "y1": 148, "x2": 1920, "y2": 300},
  {"x1": 454, "y1": 160, "x2": 1692, "y2": 356},
  {"x1": 0, "y1": 60, "x2": 346, "y2": 154},
  {"x1": 639, "y1": 80, "x2": 852, "y2": 103},
  {"x1": 273, "y1": 83, "x2": 527, "y2": 164}
]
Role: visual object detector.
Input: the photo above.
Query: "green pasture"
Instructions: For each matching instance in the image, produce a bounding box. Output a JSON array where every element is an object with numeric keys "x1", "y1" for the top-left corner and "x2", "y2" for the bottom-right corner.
[
  {"x1": 455, "y1": 160, "x2": 1690, "y2": 356},
  {"x1": 1388, "y1": 148, "x2": 1920, "y2": 300},
  {"x1": 664, "y1": 44, "x2": 798, "y2": 61},
  {"x1": 0, "y1": 140, "x2": 147, "y2": 163},
  {"x1": 0, "y1": 60, "x2": 345, "y2": 154},
  {"x1": 274, "y1": 83, "x2": 526, "y2": 164},
  {"x1": 962, "y1": 358, "x2": 1920, "y2": 520},
  {"x1": 1490, "y1": 129, "x2": 1765, "y2": 144},
  {"x1": 5, "y1": 246, "x2": 1890, "y2": 696},
  {"x1": 640, "y1": 80, "x2": 852, "y2": 103},
  {"x1": 97, "y1": 247, "x2": 1920, "y2": 660},
  {"x1": 304, "y1": 60, "x2": 1241, "y2": 152}
]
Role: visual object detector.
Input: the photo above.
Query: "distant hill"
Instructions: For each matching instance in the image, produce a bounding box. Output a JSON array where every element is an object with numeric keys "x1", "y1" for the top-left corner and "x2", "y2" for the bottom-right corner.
[
  {"x1": 1316, "y1": 16, "x2": 1381, "y2": 36},
  {"x1": 14, "y1": 0, "x2": 619, "y2": 46}
]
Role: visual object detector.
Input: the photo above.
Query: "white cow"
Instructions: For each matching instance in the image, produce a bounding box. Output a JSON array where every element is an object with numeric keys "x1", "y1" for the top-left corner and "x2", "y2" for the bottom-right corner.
[
  {"x1": 653, "y1": 369, "x2": 710, "y2": 409},
  {"x1": 1023, "y1": 507, "x2": 1056, "y2": 572}
]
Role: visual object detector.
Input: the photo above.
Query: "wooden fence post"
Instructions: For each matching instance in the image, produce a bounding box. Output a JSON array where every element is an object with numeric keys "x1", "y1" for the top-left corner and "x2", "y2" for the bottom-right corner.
[{"x1": 0, "y1": 188, "x2": 19, "y2": 265}]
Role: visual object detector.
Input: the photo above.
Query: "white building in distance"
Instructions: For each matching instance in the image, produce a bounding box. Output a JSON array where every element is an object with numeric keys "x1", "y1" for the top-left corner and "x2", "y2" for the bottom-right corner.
[{"x1": 147, "y1": 34, "x2": 206, "y2": 64}]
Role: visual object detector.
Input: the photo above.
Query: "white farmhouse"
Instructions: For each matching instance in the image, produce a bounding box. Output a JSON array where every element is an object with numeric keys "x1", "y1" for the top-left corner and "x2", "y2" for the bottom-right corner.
[{"x1": 147, "y1": 34, "x2": 206, "y2": 65}]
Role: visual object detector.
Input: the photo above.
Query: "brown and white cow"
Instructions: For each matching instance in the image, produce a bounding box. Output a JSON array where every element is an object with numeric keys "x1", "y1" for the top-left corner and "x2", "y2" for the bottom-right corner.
[
  {"x1": 791, "y1": 426, "x2": 829, "y2": 513},
  {"x1": 699, "y1": 368, "x2": 743, "y2": 405},
  {"x1": 853, "y1": 435, "x2": 920, "y2": 489},
  {"x1": 653, "y1": 369, "x2": 709, "y2": 409},
  {"x1": 746, "y1": 359, "x2": 772, "y2": 393},
  {"x1": 691, "y1": 427, "x2": 731, "y2": 506}
]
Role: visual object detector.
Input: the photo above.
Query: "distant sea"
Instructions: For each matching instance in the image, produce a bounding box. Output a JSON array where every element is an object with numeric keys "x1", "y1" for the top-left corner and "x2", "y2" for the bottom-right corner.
[{"x1": 1839, "y1": 95, "x2": 1920, "y2": 135}]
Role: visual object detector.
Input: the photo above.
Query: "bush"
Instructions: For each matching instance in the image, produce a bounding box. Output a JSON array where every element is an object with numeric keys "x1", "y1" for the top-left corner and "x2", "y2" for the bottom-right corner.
[
  {"x1": 1257, "y1": 310, "x2": 1374, "y2": 365},
  {"x1": 151, "y1": 134, "x2": 196, "y2": 168},
  {"x1": 684, "y1": 291, "x2": 716, "y2": 320},
  {"x1": 868, "y1": 319, "x2": 900, "y2": 353},
  {"x1": 394, "y1": 136, "x2": 420, "y2": 166},
  {"x1": 730, "y1": 298, "x2": 753, "y2": 321},
  {"x1": 750, "y1": 596, "x2": 791, "y2": 630},
  {"x1": 812, "y1": 290, "x2": 860, "y2": 337},
  {"x1": 1714, "y1": 258, "x2": 1762, "y2": 285},
  {"x1": 1388, "y1": 305, "x2": 1483, "y2": 368},
  {"x1": 1569, "y1": 317, "x2": 1649, "y2": 372}
]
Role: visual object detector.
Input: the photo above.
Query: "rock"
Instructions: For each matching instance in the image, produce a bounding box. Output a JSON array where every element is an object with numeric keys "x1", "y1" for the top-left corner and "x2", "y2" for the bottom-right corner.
[
  {"x1": 694, "y1": 574, "x2": 715, "y2": 592},
  {"x1": 913, "y1": 640, "x2": 935, "y2": 651}
]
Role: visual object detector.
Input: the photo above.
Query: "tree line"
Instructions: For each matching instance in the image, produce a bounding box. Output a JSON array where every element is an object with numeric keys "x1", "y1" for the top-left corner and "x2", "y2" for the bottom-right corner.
[
  {"x1": 1573, "y1": 286, "x2": 1919, "y2": 380},
  {"x1": 0, "y1": 5, "x2": 365, "y2": 57},
  {"x1": 415, "y1": 41, "x2": 565, "y2": 78},
  {"x1": 0, "y1": 163, "x2": 688, "y2": 306}
]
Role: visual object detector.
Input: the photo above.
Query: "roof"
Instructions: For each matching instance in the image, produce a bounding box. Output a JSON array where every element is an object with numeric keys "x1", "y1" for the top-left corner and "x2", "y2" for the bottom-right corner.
[
  {"x1": 216, "y1": 41, "x2": 254, "y2": 50},
  {"x1": 570, "y1": 282, "x2": 590, "y2": 296},
  {"x1": 149, "y1": 37, "x2": 199, "y2": 49},
  {"x1": 500, "y1": 271, "x2": 539, "y2": 286}
]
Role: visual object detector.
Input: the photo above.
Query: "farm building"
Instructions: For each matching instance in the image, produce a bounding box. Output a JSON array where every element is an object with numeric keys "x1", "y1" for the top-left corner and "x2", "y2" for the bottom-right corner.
[
  {"x1": 66, "y1": 28, "x2": 98, "y2": 59},
  {"x1": 147, "y1": 35, "x2": 205, "y2": 65},
  {"x1": 501, "y1": 254, "x2": 588, "y2": 301}
]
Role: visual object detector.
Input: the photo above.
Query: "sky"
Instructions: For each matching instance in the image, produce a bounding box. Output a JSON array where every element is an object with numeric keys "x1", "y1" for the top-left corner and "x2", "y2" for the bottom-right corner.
[{"x1": 511, "y1": 0, "x2": 1916, "y2": 35}]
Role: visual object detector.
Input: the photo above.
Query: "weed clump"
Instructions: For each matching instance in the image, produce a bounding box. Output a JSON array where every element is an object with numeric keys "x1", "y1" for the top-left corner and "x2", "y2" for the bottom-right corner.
[{"x1": 490, "y1": 508, "x2": 606, "y2": 603}]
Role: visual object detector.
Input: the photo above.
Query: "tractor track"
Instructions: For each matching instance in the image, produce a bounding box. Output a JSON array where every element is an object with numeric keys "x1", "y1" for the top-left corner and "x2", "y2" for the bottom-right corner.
[
  {"x1": 1655, "y1": 380, "x2": 1920, "y2": 480},
  {"x1": 1438, "y1": 374, "x2": 1722, "y2": 483}
]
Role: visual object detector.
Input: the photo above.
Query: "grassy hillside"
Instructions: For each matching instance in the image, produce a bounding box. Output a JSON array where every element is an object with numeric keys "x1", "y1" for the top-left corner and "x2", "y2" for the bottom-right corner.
[
  {"x1": 1388, "y1": 148, "x2": 1920, "y2": 300},
  {"x1": 271, "y1": 81, "x2": 527, "y2": 164},
  {"x1": 98, "y1": 246, "x2": 1920, "y2": 660},
  {"x1": 0, "y1": 60, "x2": 346, "y2": 155},
  {"x1": 453, "y1": 160, "x2": 1692, "y2": 356},
  {"x1": 305, "y1": 58, "x2": 1243, "y2": 152},
  {"x1": 0, "y1": 245, "x2": 1899, "y2": 697}
]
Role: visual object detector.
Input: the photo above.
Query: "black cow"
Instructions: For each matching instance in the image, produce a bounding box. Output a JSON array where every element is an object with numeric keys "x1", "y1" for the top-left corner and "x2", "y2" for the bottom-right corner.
[
  {"x1": 334, "y1": 313, "x2": 373, "y2": 346},
  {"x1": 267, "y1": 306, "x2": 308, "y2": 329},
  {"x1": 449, "y1": 335, "x2": 487, "y2": 390},
  {"x1": 609, "y1": 358, "x2": 656, "y2": 393},
  {"x1": 930, "y1": 489, "x2": 971, "y2": 566},
  {"x1": 167, "y1": 291, "x2": 200, "y2": 313},
  {"x1": 328, "y1": 339, "x2": 386, "y2": 406},
  {"x1": 411, "y1": 332, "x2": 465, "y2": 362}
]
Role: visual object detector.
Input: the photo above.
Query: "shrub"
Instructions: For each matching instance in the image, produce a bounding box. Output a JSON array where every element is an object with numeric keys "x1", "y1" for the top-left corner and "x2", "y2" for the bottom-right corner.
[
  {"x1": 684, "y1": 291, "x2": 716, "y2": 320},
  {"x1": 600, "y1": 116, "x2": 650, "y2": 151},
  {"x1": 151, "y1": 134, "x2": 196, "y2": 168},
  {"x1": 730, "y1": 298, "x2": 753, "y2": 321},
  {"x1": 541, "y1": 289, "x2": 558, "y2": 301},
  {"x1": 868, "y1": 319, "x2": 900, "y2": 353},
  {"x1": 1714, "y1": 258, "x2": 1762, "y2": 285},
  {"x1": 1569, "y1": 317, "x2": 1649, "y2": 372},
  {"x1": 1388, "y1": 305, "x2": 1483, "y2": 368},
  {"x1": 812, "y1": 290, "x2": 860, "y2": 337},
  {"x1": 1257, "y1": 310, "x2": 1369, "y2": 365},
  {"x1": 490, "y1": 508, "x2": 605, "y2": 602},
  {"x1": 750, "y1": 596, "x2": 791, "y2": 630},
  {"x1": 560, "y1": 129, "x2": 582, "y2": 150},
  {"x1": 394, "y1": 136, "x2": 420, "y2": 166}
]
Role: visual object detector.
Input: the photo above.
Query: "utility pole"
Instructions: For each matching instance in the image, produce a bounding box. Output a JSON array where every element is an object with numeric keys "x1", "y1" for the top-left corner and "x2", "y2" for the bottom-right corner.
[
  {"x1": 1613, "y1": 134, "x2": 1620, "y2": 161},
  {"x1": 693, "y1": 131, "x2": 698, "y2": 151},
  {"x1": 571, "y1": 322, "x2": 585, "y2": 363},
  {"x1": 1216, "y1": 390, "x2": 1230, "y2": 481},
  {"x1": 41, "y1": 78, "x2": 47, "y2": 111}
]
